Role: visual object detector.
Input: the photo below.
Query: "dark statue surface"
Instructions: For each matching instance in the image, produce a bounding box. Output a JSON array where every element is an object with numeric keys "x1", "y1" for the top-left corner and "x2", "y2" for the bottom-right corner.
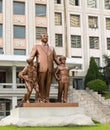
[{"x1": 17, "y1": 33, "x2": 71, "y2": 106}]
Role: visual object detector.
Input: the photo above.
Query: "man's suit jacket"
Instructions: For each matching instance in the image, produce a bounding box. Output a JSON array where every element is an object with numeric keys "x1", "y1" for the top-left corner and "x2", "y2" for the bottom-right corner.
[{"x1": 28, "y1": 44, "x2": 59, "y2": 72}]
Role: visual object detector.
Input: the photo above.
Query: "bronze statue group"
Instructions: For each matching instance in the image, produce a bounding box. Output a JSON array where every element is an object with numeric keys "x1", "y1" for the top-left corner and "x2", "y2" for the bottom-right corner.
[{"x1": 17, "y1": 33, "x2": 71, "y2": 107}]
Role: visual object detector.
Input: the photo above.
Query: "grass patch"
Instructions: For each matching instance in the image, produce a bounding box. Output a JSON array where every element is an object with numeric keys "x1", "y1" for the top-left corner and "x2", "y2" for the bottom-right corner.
[{"x1": 0, "y1": 124, "x2": 110, "y2": 130}]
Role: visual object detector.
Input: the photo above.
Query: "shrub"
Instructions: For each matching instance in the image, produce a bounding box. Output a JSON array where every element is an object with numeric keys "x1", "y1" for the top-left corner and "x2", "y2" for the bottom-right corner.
[
  {"x1": 84, "y1": 57, "x2": 103, "y2": 88},
  {"x1": 87, "y1": 79, "x2": 107, "y2": 94}
]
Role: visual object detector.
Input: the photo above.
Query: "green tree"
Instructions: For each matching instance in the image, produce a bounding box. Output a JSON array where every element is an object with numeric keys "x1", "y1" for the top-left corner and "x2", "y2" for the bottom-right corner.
[
  {"x1": 84, "y1": 57, "x2": 102, "y2": 88},
  {"x1": 101, "y1": 54, "x2": 110, "y2": 90}
]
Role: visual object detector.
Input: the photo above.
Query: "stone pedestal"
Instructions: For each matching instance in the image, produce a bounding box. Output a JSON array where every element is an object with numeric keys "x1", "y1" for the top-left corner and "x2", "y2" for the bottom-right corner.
[{"x1": 0, "y1": 103, "x2": 94, "y2": 126}]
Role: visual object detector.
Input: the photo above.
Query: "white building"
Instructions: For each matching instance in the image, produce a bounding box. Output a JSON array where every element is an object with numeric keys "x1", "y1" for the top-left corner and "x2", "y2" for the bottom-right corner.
[{"x1": 0, "y1": 0, "x2": 110, "y2": 118}]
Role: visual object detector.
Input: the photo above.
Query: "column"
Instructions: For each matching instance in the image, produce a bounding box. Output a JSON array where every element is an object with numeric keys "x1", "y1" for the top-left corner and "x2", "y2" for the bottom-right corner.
[
  {"x1": 4, "y1": 0, "x2": 13, "y2": 54},
  {"x1": 12, "y1": 96, "x2": 17, "y2": 109},
  {"x1": 27, "y1": 0, "x2": 35, "y2": 54},
  {"x1": 12, "y1": 65, "x2": 16, "y2": 90}
]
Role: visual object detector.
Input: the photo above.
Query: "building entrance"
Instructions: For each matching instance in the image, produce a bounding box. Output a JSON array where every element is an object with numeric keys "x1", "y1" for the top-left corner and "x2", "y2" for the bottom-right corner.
[
  {"x1": 0, "y1": 99, "x2": 11, "y2": 119},
  {"x1": 73, "y1": 78, "x2": 84, "y2": 90}
]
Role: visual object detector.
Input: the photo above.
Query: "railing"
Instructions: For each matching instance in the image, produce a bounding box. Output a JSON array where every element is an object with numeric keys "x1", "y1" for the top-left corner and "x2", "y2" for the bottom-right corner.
[
  {"x1": 0, "y1": 83, "x2": 58, "y2": 89},
  {"x1": 16, "y1": 83, "x2": 25, "y2": 88},
  {"x1": 0, "y1": 83, "x2": 13, "y2": 89},
  {"x1": 0, "y1": 83, "x2": 25, "y2": 89}
]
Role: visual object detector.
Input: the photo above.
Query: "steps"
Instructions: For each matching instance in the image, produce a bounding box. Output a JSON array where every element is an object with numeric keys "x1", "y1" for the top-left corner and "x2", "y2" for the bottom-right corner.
[
  {"x1": 68, "y1": 88, "x2": 110, "y2": 123},
  {"x1": 50, "y1": 85, "x2": 110, "y2": 123}
]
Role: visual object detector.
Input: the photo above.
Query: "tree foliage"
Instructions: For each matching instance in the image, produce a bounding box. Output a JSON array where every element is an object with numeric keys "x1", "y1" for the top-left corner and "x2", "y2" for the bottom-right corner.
[
  {"x1": 84, "y1": 57, "x2": 103, "y2": 87},
  {"x1": 101, "y1": 54, "x2": 110, "y2": 86}
]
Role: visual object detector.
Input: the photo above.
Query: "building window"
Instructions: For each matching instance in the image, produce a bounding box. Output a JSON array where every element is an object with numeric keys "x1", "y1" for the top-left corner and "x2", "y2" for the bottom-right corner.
[
  {"x1": 107, "y1": 38, "x2": 110, "y2": 50},
  {"x1": 0, "y1": 100, "x2": 11, "y2": 117},
  {"x1": 54, "y1": 0, "x2": 61, "y2": 4},
  {"x1": 73, "y1": 79, "x2": 84, "y2": 89},
  {"x1": 36, "y1": 27, "x2": 47, "y2": 39},
  {"x1": 35, "y1": 4, "x2": 46, "y2": 16},
  {"x1": 14, "y1": 25, "x2": 25, "y2": 39},
  {"x1": 87, "y1": 0, "x2": 97, "y2": 8},
  {"x1": 55, "y1": 34, "x2": 63, "y2": 47},
  {"x1": 89, "y1": 36, "x2": 99, "y2": 49},
  {"x1": 14, "y1": 49, "x2": 26, "y2": 55},
  {"x1": 88, "y1": 16, "x2": 98, "y2": 28},
  {"x1": 0, "y1": 0, "x2": 2, "y2": 13},
  {"x1": 0, "y1": 48, "x2": 3, "y2": 54},
  {"x1": 105, "y1": 0, "x2": 110, "y2": 9},
  {"x1": 0, "y1": 24, "x2": 2, "y2": 37},
  {"x1": 13, "y1": 1, "x2": 25, "y2": 15},
  {"x1": 0, "y1": 72, "x2": 6, "y2": 83},
  {"x1": 69, "y1": 0, "x2": 79, "y2": 6},
  {"x1": 106, "y1": 18, "x2": 110, "y2": 30},
  {"x1": 70, "y1": 14, "x2": 80, "y2": 27},
  {"x1": 71, "y1": 35, "x2": 81, "y2": 48},
  {"x1": 55, "y1": 12, "x2": 62, "y2": 26}
]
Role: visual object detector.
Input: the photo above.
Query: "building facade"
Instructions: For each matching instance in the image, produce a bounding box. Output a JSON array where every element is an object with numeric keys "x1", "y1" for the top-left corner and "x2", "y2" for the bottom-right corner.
[{"x1": 0, "y1": 0, "x2": 110, "y2": 118}]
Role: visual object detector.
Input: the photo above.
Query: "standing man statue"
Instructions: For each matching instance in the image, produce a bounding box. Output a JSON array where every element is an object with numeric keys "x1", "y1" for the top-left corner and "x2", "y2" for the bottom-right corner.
[{"x1": 27, "y1": 33, "x2": 60, "y2": 103}]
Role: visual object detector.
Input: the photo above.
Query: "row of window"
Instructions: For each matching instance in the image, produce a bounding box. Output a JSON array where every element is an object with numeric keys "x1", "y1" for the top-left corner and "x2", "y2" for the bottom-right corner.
[
  {"x1": 55, "y1": 13, "x2": 110, "y2": 30},
  {"x1": 0, "y1": 0, "x2": 110, "y2": 16},
  {"x1": 0, "y1": 48, "x2": 26, "y2": 55},
  {"x1": 0, "y1": 14, "x2": 110, "y2": 40},
  {"x1": 88, "y1": 0, "x2": 110, "y2": 9},
  {"x1": 55, "y1": 0, "x2": 110, "y2": 10},
  {"x1": 0, "y1": 0, "x2": 109, "y2": 14},
  {"x1": 0, "y1": 1, "x2": 47, "y2": 16},
  {"x1": 0, "y1": 35, "x2": 109, "y2": 54},
  {"x1": 55, "y1": 34, "x2": 110, "y2": 50},
  {"x1": 0, "y1": 24, "x2": 47, "y2": 39}
]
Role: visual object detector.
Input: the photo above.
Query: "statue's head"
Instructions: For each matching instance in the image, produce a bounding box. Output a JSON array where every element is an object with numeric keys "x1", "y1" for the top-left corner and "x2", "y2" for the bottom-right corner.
[
  {"x1": 40, "y1": 33, "x2": 48, "y2": 43},
  {"x1": 60, "y1": 56, "x2": 66, "y2": 61}
]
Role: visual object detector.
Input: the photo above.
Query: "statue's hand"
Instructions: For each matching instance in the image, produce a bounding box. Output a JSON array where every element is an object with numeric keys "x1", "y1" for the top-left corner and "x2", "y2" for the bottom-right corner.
[
  {"x1": 23, "y1": 76, "x2": 29, "y2": 81},
  {"x1": 26, "y1": 58, "x2": 33, "y2": 64},
  {"x1": 56, "y1": 77, "x2": 61, "y2": 81}
]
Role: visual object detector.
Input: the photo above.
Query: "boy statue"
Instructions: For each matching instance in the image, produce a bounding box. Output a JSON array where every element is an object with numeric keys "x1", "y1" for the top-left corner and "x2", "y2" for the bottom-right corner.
[
  {"x1": 55, "y1": 56, "x2": 72, "y2": 103},
  {"x1": 17, "y1": 60, "x2": 40, "y2": 107}
]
